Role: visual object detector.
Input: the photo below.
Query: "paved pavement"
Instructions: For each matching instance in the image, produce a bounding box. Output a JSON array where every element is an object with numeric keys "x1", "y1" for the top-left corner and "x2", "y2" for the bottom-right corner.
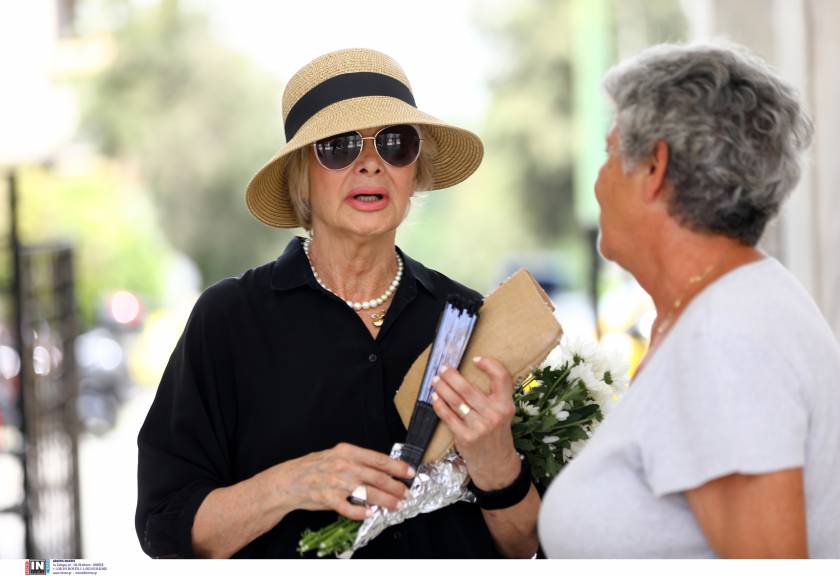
[
  {"x1": 78, "y1": 386, "x2": 155, "y2": 559},
  {"x1": 0, "y1": 386, "x2": 156, "y2": 559}
]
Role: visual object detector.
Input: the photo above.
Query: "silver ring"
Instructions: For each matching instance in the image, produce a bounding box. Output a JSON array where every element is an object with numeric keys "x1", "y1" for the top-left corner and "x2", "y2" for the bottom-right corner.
[
  {"x1": 458, "y1": 402, "x2": 471, "y2": 417},
  {"x1": 347, "y1": 484, "x2": 368, "y2": 506}
]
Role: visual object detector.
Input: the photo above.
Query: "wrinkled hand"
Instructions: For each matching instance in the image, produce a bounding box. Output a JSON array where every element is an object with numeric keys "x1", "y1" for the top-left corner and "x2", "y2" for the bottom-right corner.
[
  {"x1": 283, "y1": 443, "x2": 415, "y2": 521},
  {"x1": 430, "y1": 357, "x2": 521, "y2": 491}
]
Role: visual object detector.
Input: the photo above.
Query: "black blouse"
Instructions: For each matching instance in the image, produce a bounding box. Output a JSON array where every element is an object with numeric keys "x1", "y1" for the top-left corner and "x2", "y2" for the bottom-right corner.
[{"x1": 135, "y1": 237, "x2": 500, "y2": 558}]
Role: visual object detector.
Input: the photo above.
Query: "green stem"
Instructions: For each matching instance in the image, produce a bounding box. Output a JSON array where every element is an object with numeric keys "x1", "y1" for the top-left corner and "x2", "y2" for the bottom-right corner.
[{"x1": 298, "y1": 517, "x2": 361, "y2": 557}]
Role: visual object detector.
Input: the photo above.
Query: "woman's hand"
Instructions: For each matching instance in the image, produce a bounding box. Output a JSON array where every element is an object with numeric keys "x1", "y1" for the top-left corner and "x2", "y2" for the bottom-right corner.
[
  {"x1": 430, "y1": 356, "x2": 521, "y2": 490},
  {"x1": 280, "y1": 443, "x2": 416, "y2": 521},
  {"x1": 192, "y1": 443, "x2": 414, "y2": 558}
]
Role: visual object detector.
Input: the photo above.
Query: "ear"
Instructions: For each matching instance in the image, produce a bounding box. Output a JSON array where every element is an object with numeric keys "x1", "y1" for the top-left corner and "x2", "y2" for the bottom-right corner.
[{"x1": 642, "y1": 139, "x2": 669, "y2": 203}]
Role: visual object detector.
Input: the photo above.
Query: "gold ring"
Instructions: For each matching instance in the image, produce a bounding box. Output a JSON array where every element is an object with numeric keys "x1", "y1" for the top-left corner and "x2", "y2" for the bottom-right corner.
[{"x1": 458, "y1": 403, "x2": 471, "y2": 417}]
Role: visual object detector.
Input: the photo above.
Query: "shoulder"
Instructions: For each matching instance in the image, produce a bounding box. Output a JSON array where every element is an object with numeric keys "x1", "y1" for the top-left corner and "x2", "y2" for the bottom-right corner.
[
  {"x1": 644, "y1": 258, "x2": 840, "y2": 413},
  {"x1": 193, "y1": 237, "x2": 306, "y2": 316},
  {"x1": 189, "y1": 259, "x2": 276, "y2": 323},
  {"x1": 428, "y1": 268, "x2": 483, "y2": 302},
  {"x1": 699, "y1": 258, "x2": 815, "y2": 320},
  {"x1": 681, "y1": 258, "x2": 838, "y2": 358},
  {"x1": 400, "y1": 250, "x2": 482, "y2": 302}
]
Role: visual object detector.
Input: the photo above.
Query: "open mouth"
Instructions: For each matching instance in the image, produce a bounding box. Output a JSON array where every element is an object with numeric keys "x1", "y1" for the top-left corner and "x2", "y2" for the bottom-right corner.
[{"x1": 353, "y1": 193, "x2": 385, "y2": 202}]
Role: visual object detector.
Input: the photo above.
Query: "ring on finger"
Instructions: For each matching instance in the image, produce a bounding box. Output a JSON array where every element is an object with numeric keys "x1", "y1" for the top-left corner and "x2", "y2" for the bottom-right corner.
[
  {"x1": 457, "y1": 402, "x2": 472, "y2": 417},
  {"x1": 347, "y1": 484, "x2": 368, "y2": 506}
]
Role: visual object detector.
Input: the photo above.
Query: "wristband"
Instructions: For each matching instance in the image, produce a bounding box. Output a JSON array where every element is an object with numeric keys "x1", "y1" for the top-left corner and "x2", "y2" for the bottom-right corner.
[{"x1": 468, "y1": 454, "x2": 532, "y2": 510}]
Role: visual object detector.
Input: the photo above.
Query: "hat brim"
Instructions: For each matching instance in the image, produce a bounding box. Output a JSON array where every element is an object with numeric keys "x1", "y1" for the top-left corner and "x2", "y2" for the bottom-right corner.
[{"x1": 245, "y1": 96, "x2": 484, "y2": 228}]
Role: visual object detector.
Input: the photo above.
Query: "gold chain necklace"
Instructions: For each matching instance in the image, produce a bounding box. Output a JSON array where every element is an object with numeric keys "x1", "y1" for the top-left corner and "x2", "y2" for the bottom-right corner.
[
  {"x1": 634, "y1": 250, "x2": 762, "y2": 382},
  {"x1": 654, "y1": 263, "x2": 718, "y2": 339}
]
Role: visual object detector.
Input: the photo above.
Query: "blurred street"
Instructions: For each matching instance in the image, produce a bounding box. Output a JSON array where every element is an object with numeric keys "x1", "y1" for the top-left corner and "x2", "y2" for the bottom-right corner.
[{"x1": 78, "y1": 386, "x2": 153, "y2": 559}]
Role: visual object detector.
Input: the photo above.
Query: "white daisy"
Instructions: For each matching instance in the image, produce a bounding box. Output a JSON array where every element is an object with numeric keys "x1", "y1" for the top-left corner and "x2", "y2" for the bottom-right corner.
[
  {"x1": 569, "y1": 363, "x2": 599, "y2": 393},
  {"x1": 564, "y1": 335, "x2": 597, "y2": 364},
  {"x1": 541, "y1": 344, "x2": 570, "y2": 370},
  {"x1": 551, "y1": 400, "x2": 570, "y2": 421},
  {"x1": 522, "y1": 404, "x2": 540, "y2": 417}
]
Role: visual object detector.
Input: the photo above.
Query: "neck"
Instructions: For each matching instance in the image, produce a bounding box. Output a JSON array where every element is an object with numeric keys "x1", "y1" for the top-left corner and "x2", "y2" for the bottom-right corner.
[
  {"x1": 626, "y1": 223, "x2": 764, "y2": 319},
  {"x1": 305, "y1": 227, "x2": 399, "y2": 303}
]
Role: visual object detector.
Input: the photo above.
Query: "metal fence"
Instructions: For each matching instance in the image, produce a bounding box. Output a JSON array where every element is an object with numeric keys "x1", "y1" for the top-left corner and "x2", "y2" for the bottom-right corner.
[{"x1": 0, "y1": 172, "x2": 82, "y2": 558}]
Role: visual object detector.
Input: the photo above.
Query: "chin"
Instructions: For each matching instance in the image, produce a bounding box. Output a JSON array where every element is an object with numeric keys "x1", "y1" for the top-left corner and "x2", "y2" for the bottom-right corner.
[
  {"x1": 347, "y1": 218, "x2": 398, "y2": 238},
  {"x1": 596, "y1": 229, "x2": 615, "y2": 262}
]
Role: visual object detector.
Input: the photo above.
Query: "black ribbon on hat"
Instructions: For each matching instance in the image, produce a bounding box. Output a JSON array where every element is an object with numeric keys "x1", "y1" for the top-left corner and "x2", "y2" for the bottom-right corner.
[{"x1": 284, "y1": 72, "x2": 416, "y2": 141}]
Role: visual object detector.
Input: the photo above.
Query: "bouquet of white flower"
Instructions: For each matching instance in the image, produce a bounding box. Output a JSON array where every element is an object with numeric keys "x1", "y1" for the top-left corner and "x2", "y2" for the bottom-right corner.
[
  {"x1": 513, "y1": 337, "x2": 628, "y2": 489},
  {"x1": 297, "y1": 336, "x2": 629, "y2": 558}
]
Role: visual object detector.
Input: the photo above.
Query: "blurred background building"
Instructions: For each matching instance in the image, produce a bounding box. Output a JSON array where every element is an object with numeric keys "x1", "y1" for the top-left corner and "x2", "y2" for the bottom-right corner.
[{"x1": 0, "y1": 0, "x2": 837, "y2": 559}]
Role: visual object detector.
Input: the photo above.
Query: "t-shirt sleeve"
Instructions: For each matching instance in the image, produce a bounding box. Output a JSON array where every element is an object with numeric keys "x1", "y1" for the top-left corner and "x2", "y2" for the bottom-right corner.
[
  {"x1": 135, "y1": 287, "x2": 236, "y2": 558},
  {"x1": 638, "y1": 326, "x2": 808, "y2": 498}
]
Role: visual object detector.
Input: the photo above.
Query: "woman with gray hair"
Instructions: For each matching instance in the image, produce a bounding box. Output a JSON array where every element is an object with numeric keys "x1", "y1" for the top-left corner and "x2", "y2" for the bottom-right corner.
[{"x1": 537, "y1": 43, "x2": 840, "y2": 557}]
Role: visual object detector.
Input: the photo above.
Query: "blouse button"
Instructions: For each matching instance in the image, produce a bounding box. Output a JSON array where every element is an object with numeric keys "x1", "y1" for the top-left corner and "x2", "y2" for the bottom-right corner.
[{"x1": 368, "y1": 353, "x2": 378, "y2": 363}]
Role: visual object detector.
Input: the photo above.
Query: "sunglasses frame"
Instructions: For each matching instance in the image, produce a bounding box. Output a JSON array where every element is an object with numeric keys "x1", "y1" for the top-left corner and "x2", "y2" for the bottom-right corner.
[{"x1": 312, "y1": 124, "x2": 424, "y2": 171}]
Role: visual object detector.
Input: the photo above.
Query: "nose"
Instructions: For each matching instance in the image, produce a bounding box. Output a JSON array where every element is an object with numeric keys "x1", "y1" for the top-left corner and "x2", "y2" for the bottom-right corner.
[{"x1": 354, "y1": 136, "x2": 383, "y2": 175}]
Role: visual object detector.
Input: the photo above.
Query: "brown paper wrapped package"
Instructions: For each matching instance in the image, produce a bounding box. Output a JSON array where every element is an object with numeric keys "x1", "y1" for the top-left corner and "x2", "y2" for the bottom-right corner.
[{"x1": 394, "y1": 268, "x2": 563, "y2": 464}]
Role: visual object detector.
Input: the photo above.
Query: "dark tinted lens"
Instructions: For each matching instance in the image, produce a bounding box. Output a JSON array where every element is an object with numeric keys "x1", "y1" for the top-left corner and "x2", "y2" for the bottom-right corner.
[
  {"x1": 315, "y1": 131, "x2": 363, "y2": 169},
  {"x1": 375, "y1": 125, "x2": 421, "y2": 167}
]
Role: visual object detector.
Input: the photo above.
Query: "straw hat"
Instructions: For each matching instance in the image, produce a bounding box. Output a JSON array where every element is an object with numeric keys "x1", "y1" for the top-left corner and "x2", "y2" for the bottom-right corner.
[{"x1": 245, "y1": 48, "x2": 484, "y2": 228}]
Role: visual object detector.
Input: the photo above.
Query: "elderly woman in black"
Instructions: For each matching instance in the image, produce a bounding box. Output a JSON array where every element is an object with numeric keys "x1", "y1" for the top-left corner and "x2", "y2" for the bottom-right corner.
[{"x1": 136, "y1": 48, "x2": 540, "y2": 559}]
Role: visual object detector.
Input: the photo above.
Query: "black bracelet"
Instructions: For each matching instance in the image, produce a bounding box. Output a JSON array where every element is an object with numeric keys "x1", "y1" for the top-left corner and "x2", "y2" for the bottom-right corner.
[{"x1": 468, "y1": 454, "x2": 532, "y2": 510}]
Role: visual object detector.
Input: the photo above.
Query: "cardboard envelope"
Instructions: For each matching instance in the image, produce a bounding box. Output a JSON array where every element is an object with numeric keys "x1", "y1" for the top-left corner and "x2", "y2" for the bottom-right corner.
[{"x1": 394, "y1": 268, "x2": 563, "y2": 463}]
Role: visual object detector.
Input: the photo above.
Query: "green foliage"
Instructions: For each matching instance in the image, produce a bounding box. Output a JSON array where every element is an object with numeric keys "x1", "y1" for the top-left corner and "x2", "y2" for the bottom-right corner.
[
  {"x1": 82, "y1": 0, "x2": 292, "y2": 286},
  {"x1": 513, "y1": 362, "x2": 605, "y2": 490},
  {"x1": 480, "y1": 0, "x2": 580, "y2": 244},
  {"x1": 397, "y1": 143, "x2": 542, "y2": 293},
  {"x1": 468, "y1": 0, "x2": 686, "y2": 287},
  {"x1": 7, "y1": 164, "x2": 171, "y2": 327}
]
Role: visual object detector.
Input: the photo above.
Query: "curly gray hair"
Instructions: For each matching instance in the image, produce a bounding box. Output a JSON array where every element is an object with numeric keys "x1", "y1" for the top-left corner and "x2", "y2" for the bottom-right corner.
[
  {"x1": 286, "y1": 126, "x2": 437, "y2": 230},
  {"x1": 603, "y1": 43, "x2": 813, "y2": 246}
]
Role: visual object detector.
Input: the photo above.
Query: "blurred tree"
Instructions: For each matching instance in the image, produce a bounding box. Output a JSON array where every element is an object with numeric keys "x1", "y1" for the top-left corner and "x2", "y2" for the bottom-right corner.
[
  {"x1": 396, "y1": 141, "x2": 543, "y2": 294},
  {"x1": 2, "y1": 162, "x2": 172, "y2": 327},
  {"x1": 477, "y1": 0, "x2": 686, "y2": 246},
  {"x1": 479, "y1": 0, "x2": 578, "y2": 245},
  {"x1": 81, "y1": 0, "x2": 291, "y2": 286}
]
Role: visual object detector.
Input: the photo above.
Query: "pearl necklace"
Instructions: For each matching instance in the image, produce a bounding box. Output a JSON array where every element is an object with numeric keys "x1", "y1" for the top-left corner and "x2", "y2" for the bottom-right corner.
[{"x1": 303, "y1": 238, "x2": 403, "y2": 323}]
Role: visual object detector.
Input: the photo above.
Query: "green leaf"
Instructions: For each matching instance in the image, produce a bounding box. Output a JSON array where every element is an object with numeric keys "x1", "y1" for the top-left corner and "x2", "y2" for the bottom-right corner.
[{"x1": 516, "y1": 438, "x2": 536, "y2": 451}]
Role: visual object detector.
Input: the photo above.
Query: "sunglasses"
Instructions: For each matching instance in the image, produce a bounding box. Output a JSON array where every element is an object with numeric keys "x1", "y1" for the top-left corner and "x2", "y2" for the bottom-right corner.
[{"x1": 313, "y1": 124, "x2": 423, "y2": 171}]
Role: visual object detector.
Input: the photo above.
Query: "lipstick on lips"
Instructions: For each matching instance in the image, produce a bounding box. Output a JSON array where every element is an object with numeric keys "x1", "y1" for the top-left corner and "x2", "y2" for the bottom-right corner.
[{"x1": 346, "y1": 187, "x2": 390, "y2": 212}]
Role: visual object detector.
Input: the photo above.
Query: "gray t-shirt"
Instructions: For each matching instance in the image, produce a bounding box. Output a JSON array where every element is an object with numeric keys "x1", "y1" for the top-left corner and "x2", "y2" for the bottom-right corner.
[{"x1": 538, "y1": 258, "x2": 840, "y2": 558}]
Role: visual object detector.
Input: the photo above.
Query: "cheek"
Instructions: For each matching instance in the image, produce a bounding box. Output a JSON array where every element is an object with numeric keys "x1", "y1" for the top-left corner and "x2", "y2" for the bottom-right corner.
[
  {"x1": 391, "y1": 167, "x2": 417, "y2": 200},
  {"x1": 307, "y1": 159, "x2": 325, "y2": 200},
  {"x1": 308, "y1": 166, "x2": 345, "y2": 209},
  {"x1": 594, "y1": 167, "x2": 608, "y2": 205}
]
